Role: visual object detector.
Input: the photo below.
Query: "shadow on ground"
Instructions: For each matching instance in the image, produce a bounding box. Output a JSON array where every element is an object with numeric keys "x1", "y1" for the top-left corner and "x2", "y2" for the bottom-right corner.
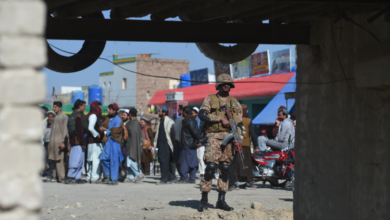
[
  {"x1": 270, "y1": 187, "x2": 294, "y2": 192},
  {"x1": 169, "y1": 200, "x2": 215, "y2": 210},
  {"x1": 279, "y1": 198, "x2": 293, "y2": 202},
  {"x1": 147, "y1": 177, "x2": 161, "y2": 180},
  {"x1": 142, "y1": 181, "x2": 158, "y2": 184}
]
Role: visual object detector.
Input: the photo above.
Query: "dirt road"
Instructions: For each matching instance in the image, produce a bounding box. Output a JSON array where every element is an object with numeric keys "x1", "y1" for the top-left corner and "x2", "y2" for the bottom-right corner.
[{"x1": 41, "y1": 175, "x2": 293, "y2": 220}]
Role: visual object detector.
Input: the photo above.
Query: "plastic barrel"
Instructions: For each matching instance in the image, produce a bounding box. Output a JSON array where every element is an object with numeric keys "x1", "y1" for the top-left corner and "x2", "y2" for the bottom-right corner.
[
  {"x1": 180, "y1": 73, "x2": 191, "y2": 88},
  {"x1": 88, "y1": 85, "x2": 103, "y2": 104},
  {"x1": 291, "y1": 66, "x2": 296, "y2": 72},
  {"x1": 71, "y1": 90, "x2": 84, "y2": 104}
]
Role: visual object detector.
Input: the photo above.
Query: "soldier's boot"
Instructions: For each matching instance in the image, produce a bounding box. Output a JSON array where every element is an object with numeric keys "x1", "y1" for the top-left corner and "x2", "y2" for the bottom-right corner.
[
  {"x1": 216, "y1": 164, "x2": 233, "y2": 211},
  {"x1": 198, "y1": 192, "x2": 209, "y2": 212},
  {"x1": 198, "y1": 163, "x2": 217, "y2": 212},
  {"x1": 216, "y1": 192, "x2": 234, "y2": 211}
]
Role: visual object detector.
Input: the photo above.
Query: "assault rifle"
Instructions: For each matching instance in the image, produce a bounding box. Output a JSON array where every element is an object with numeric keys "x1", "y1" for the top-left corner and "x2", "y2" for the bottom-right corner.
[{"x1": 222, "y1": 110, "x2": 247, "y2": 169}]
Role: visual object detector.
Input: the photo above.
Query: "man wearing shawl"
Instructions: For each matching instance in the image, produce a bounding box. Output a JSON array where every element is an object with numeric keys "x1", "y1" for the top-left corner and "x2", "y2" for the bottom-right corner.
[
  {"x1": 48, "y1": 101, "x2": 69, "y2": 183},
  {"x1": 154, "y1": 106, "x2": 177, "y2": 185},
  {"x1": 86, "y1": 100, "x2": 104, "y2": 184},
  {"x1": 124, "y1": 108, "x2": 144, "y2": 183},
  {"x1": 100, "y1": 103, "x2": 124, "y2": 186},
  {"x1": 65, "y1": 99, "x2": 88, "y2": 184}
]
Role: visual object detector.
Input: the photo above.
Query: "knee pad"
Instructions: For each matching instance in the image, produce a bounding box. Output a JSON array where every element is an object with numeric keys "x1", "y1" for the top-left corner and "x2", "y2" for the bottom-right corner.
[
  {"x1": 219, "y1": 164, "x2": 230, "y2": 182},
  {"x1": 204, "y1": 163, "x2": 217, "y2": 181}
]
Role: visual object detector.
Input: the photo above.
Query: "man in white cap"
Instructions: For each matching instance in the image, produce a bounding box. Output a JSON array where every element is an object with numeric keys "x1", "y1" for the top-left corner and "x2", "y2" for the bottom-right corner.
[{"x1": 192, "y1": 107, "x2": 206, "y2": 179}]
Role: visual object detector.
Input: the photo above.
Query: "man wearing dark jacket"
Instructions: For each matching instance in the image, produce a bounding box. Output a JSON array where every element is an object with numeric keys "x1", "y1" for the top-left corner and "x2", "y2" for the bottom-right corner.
[
  {"x1": 177, "y1": 106, "x2": 200, "y2": 184},
  {"x1": 174, "y1": 105, "x2": 184, "y2": 166},
  {"x1": 192, "y1": 107, "x2": 206, "y2": 178},
  {"x1": 65, "y1": 99, "x2": 87, "y2": 184}
]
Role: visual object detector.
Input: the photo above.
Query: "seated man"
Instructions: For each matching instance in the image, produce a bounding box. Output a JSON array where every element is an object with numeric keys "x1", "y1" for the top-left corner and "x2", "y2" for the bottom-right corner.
[
  {"x1": 257, "y1": 130, "x2": 269, "y2": 155},
  {"x1": 266, "y1": 109, "x2": 295, "y2": 151}
]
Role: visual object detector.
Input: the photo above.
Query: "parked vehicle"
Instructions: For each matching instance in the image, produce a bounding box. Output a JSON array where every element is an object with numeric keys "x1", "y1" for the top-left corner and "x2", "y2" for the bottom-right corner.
[{"x1": 251, "y1": 149, "x2": 295, "y2": 187}]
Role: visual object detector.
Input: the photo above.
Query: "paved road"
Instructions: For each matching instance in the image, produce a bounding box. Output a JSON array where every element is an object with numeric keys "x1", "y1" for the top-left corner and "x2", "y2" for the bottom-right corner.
[{"x1": 41, "y1": 175, "x2": 293, "y2": 220}]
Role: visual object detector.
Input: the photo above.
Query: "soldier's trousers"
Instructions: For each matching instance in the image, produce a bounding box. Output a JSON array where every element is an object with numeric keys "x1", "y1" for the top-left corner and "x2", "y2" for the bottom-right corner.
[{"x1": 200, "y1": 137, "x2": 233, "y2": 193}]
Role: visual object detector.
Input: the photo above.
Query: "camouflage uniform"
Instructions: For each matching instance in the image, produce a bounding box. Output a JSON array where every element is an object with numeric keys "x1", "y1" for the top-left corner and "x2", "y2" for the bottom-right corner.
[{"x1": 199, "y1": 95, "x2": 242, "y2": 193}]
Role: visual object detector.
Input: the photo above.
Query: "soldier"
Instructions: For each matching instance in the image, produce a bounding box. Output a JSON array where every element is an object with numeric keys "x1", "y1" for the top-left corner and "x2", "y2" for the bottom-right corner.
[{"x1": 198, "y1": 74, "x2": 243, "y2": 212}]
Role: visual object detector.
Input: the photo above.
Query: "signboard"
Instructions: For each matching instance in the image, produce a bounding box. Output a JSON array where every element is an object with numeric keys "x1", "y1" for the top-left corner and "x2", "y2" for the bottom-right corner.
[
  {"x1": 251, "y1": 51, "x2": 270, "y2": 77},
  {"x1": 214, "y1": 61, "x2": 231, "y2": 80},
  {"x1": 190, "y1": 68, "x2": 209, "y2": 86},
  {"x1": 271, "y1": 49, "x2": 291, "y2": 74},
  {"x1": 231, "y1": 57, "x2": 251, "y2": 79},
  {"x1": 166, "y1": 92, "x2": 183, "y2": 102}
]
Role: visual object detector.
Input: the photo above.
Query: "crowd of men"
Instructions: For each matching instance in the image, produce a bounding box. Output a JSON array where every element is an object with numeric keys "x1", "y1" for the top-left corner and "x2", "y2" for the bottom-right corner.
[
  {"x1": 41, "y1": 74, "x2": 296, "y2": 211},
  {"x1": 42, "y1": 100, "x2": 153, "y2": 185}
]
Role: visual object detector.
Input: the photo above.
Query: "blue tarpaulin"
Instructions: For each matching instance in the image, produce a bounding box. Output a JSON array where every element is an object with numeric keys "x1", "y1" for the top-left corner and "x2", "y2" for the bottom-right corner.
[{"x1": 252, "y1": 73, "x2": 296, "y2": 124}]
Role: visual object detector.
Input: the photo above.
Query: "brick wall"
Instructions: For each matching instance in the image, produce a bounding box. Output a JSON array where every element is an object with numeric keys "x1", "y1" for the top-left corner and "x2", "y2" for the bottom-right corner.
[
  {"x1": 136, "y1": 57, "x2": 189, "y2": 113},
  {"x1": 0, "y1": 0, "x2": 46, "y2": 219}
]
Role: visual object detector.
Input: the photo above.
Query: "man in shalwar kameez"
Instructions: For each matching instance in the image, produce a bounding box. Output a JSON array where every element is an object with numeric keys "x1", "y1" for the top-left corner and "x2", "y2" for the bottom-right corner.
[
  {"x1": 65, "y1": 99, "x2": 88, "y2": 184},
  {"x1": 86, "y1": 100, "x2": 104, "y2": 184},
  {"x1": 48, "y1": 101, "x2": 68, "y2": 183},
  {"x1": 100, "y1": 103, "x2": 124, "y2": 186},
  {"x1": 177, "y1": 106, "x2": 200, "y2": 184},
  {"x1": 154, "y1": 106, "x2": 177, "y2": 185},
  {"x1": 124, "y1": 108, "x2": 144, "y2": 183}
]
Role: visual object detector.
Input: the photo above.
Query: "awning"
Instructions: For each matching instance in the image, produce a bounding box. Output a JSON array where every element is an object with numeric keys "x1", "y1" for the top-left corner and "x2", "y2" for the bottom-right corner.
[
  {"x1": 148, "y1": 72, "x2": 296, "y2": 106},
  {"x1": 252, "y1": 73, "x2": 296, "y2": 125}
]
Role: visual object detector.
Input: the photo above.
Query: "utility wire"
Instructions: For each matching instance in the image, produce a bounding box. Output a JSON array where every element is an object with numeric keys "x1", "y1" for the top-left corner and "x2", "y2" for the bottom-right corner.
[{"x1": 48, "y1": 43, "x2": 355, "y2": 85}]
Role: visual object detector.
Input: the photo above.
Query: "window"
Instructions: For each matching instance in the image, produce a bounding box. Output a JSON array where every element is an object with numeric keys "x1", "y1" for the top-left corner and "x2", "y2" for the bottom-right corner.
[
  {"x1": 122, "y1": 78, "x2": 127, "y2": 89},
  {"x1": 103, "y1": 82, "x2": 106, "y2": 88},
  {"x1": 108, "y1": 82, "x2": 111, "y2": 87}
]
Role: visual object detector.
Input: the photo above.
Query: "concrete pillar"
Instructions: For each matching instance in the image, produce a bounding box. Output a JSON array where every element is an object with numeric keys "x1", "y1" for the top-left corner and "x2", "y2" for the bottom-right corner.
[
  {"x1": 0, "y1": 0, "x2": 46, "y2": 219},
  {"x1": 295, "y1": 13, "x2": 390, "y2": 219}
]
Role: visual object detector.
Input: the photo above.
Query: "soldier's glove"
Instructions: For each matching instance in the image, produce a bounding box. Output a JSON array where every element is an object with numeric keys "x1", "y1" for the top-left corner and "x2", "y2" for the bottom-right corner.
[{"x1": 220, "y1": 117, "x2": 231, "y2": 128}]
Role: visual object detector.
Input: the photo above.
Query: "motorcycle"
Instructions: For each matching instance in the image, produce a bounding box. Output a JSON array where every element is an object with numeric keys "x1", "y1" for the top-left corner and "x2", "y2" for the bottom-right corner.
[{"x1": 251, "y1": 149, "x2": 295, "y2": 188}]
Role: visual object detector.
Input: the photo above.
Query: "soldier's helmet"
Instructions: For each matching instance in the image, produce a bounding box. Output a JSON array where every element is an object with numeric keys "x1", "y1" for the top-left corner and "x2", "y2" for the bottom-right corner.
[{"x1": 215, "y1": 74, "x2": 235, "y2": 90}]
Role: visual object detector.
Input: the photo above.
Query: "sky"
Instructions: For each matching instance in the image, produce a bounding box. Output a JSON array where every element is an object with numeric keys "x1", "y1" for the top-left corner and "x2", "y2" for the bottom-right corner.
[{"x1": 44, "y1": 11, "x2": 296, "y2": 97}]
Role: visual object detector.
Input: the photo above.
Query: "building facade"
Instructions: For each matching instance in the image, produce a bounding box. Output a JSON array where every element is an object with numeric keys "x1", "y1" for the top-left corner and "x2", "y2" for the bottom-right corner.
[{"x1": 99, "y1": 55, "x2": 189, "y2": 112}]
